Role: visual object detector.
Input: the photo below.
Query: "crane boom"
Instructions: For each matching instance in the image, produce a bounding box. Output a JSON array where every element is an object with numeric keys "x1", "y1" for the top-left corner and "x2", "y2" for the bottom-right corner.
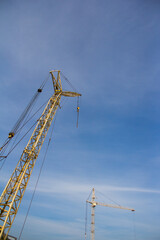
[
  {"x1": 0, "y1": 70, "x2": 81, "y2": 239},
  {"x1": 87, "y1": 201, "x2": 135, "y2": 211},
  {"x1": 86, "y1": 188, "x2": 135, "y2": 240}
]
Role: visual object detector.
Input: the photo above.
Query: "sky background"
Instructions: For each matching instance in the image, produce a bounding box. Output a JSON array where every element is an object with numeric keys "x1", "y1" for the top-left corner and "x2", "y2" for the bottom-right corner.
[{"x1": 0, "y1": 0, "x2": 160, "y2": 239}]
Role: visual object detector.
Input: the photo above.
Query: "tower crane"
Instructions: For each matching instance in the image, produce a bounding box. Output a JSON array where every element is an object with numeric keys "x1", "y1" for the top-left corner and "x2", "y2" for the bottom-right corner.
[
  {"x1": 0, "y1": 70, "x2": 81, "y2": 240},
  {"x1": 86, "y1": 188, "x2": 135, "y2": 240}
]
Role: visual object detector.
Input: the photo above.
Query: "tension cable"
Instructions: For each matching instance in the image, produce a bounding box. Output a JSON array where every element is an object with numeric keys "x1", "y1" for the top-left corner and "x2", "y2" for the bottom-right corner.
[
  {"x1": 0, "y1": 74, "x2": 50, "y2": 155},
  {"x1": 18, "y1": 110, "x2": 58, "y2": 240}
]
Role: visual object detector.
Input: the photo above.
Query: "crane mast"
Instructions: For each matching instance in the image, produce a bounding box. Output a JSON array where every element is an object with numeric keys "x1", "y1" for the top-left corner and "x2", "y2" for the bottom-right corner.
[
  {"x1": 90, "y1": 188, "x2": 96, "y2": 240},
  {"x1": 0, "y1": 70, "x2": 81, "y2": 240},
  {"x1": 87, "y1": 188, "x2": 135, "y2": 240}
]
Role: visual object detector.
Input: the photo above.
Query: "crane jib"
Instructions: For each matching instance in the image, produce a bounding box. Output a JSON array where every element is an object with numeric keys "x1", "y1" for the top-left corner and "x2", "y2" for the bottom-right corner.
[{"x1": 0, "y1": 70, "x2": 81, "y2": 240}]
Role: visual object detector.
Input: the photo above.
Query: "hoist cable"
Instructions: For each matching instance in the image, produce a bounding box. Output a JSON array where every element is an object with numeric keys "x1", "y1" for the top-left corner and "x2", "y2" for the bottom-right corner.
[
  {"x1": 0, "y1": 120, "x2": 38, "y2": 171},
  {"x1": 11, "y1": 91, "x2": 40, "y2": 135},
  {"x1": 19, "y1": 89, "x2": 41, "y2": 130},
  {"x1": 15, "y1": 97, "x2": 51, "y2": 136},
  {"x1": 0, "y1": 139, "x2": 10, "y2": 153},
  {"x1": 85, "y1": 201, "x2": 88, "y2": 240},
  {"x1": 18, "y1": 138, "x2": 50, "y2": 240},
  {"x1": 85, "y1": 189, "x2": 93, "y2": 240},
  {"x1": 60, "y1": 97, "x2": 69, "y2": 109},
  {"x1": 10, "y1": 74, "x2": 49, "y2": 135},
  {"x1": 132, "y1": 211, "x2": 137, "y2": 240},
  {"x1": 18, "y1": 110, "x2": 58, "y2": 240},
  {"x1": 39, "y1": 73, "x2": 50, "y2": 90},
  {"x1": 0, "y1": 140, "x2": 10, "y2": 161},
  {"x1": 76, "y1": 96, "x2": 80, "y2": 128},
  {"x1": 0, "y1": 97, "x2": 51, "y2": 165},
  {"x1": 61, "y1": 72, "x2": 78, "y2": 92},
  {"x1": 0, "y1": 75, "x2": 50, "y2": 155},
  {"x1": 7, "y1": 115, "x2": 41, "y2": 157}
]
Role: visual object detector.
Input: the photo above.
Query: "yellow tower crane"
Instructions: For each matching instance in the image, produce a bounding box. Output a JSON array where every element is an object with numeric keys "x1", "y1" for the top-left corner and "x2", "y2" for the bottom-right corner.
[
  {"x1": 0, "y1": 70, "x2": 81, "y2": 240},
  {"x1": 86, "y1": 188, "x2": 135, "y2": 240}
]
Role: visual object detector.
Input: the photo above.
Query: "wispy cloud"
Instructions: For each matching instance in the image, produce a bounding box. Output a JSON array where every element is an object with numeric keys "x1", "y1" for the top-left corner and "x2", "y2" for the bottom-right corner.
[
  {"x1": 1, "y1": 173, "x2": 159, "y2": 197},
  {"x1": 1, "y1": 1, "x2": 160, "y2": 239},
  {"x1": 28, "y1": 177, "x2": 160, "y2": 196},
  {"x1": 12, "y1": 214, "x2": 83, "y2": 240}
]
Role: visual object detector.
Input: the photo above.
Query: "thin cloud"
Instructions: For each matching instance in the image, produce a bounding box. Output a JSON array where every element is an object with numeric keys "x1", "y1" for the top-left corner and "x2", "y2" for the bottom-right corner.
[
  {"x1": 28, "y1": 178, "x2": 160, "y2": 195},
  {"x1": 11, "y1": 214, "x2": 83, "y2": 240}
]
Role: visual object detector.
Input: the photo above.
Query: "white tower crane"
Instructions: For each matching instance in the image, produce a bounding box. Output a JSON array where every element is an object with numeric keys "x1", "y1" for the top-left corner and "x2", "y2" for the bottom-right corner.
[{"x1": 86, "y1": 188, "x2": 135, "y2": 240}]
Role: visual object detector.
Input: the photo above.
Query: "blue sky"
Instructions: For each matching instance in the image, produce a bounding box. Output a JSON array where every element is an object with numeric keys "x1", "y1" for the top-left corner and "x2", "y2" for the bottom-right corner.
[{"x1": 0, "y1": 0, "x2": 160, "y2": 239}]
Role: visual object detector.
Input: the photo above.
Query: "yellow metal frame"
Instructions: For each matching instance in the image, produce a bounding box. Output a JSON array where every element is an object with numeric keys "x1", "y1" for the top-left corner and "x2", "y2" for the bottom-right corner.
[{"x1": 0, "y1": 70, "x2": 81, "y2": 239}]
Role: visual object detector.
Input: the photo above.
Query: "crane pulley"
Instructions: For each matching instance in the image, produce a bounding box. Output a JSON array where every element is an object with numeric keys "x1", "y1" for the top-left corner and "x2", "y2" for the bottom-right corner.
[
  {"x1": 0, "y1": 70, "x2": 81, "y2": 240},
  {"x1": 0, "y1": 75, "x2": 49, "y2": 160}
]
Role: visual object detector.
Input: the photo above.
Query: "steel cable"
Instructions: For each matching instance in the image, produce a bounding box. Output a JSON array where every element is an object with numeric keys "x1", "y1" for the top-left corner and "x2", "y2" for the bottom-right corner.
[
  {"x1": 85, "y1": 189, "x2": 93, "y2": 240},
  {"x1": 0, "y1": 97, "x2": 51, "y2": 169},
  {"x1": 0, "y1": 74, "x2": 50, "y2": 155},
  {"x1": 18, "y1": 110, "x2": 58, "y2": 240},
  {"x1": 61, "y1": 72, "x2": 78, "y2": 92}
]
